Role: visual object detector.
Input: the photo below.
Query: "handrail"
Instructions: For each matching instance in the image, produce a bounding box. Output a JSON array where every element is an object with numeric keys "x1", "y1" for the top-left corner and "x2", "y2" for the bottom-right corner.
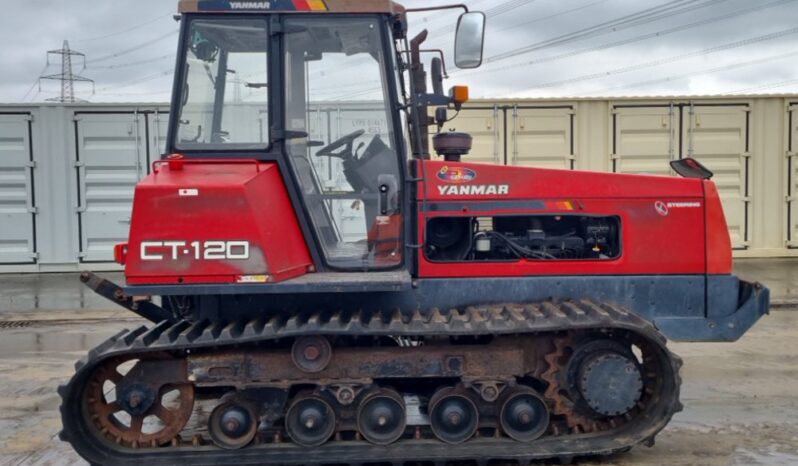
[{"x1": 152, "y1": 157, "x2": 262, "y2": 174}]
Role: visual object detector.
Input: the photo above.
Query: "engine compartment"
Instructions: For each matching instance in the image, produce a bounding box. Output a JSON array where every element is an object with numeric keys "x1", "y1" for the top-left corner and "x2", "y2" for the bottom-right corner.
[{"x1": 425, "y1": 215, "x2": 621, "y2": 262}]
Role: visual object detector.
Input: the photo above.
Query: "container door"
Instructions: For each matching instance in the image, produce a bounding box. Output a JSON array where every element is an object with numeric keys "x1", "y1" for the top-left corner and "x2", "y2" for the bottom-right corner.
[
  {"x1": 612, "y1": 105, "x2": 676, "y2": 175},
  {"x1": 788, "y1": 103, "x2": 798, "y2": 248},
  {"x1": 0, "y1": 114, "x2": 36, "y2": 264},
  {"x1": 75, "y1": 112, "x2": 148, "y2": 262},
  {"x1": 510, "y1": 106, "x2": 574, "y2": 169},
  {"x1": 438, "y1": 105, "x2": 503, "y2": 164},
  {"x1": 683, "y1": 104, "x2": 749, "y2": 249},
  {"x1": 147, "y1": 111, "x2": 169, "y2": 161}
]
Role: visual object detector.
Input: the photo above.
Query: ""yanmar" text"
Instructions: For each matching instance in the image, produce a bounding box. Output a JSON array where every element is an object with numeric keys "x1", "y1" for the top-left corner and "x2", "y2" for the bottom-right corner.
[
  {"x1": 437, "y1": 185, "x2": 510, "y2": 196},
  {"x1": 229, "y1": 1, "x2": 271, "y2": 9}
]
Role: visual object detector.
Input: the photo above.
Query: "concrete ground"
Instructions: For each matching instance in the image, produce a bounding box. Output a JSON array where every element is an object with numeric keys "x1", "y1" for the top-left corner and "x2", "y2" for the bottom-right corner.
[{"x1": 0, "y1": 260, "x2": 797, "y2": 466}]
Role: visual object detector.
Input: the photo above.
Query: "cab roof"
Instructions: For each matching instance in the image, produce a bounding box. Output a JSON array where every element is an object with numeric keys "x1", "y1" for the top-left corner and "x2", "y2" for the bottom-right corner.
[{"x1": 178, "y1": 0, "x2": 406, "y2": 15}]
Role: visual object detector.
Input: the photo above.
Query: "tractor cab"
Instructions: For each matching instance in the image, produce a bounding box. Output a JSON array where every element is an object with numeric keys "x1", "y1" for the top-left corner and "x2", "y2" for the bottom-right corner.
[{"x1": 168, "y1": 0, "x2": 486, "y2": 272}]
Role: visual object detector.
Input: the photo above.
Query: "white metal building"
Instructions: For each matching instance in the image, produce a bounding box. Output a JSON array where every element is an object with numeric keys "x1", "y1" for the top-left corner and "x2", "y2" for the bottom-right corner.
[{"x1": 0, "y1": 94, "x2": 796, "y2": 273}]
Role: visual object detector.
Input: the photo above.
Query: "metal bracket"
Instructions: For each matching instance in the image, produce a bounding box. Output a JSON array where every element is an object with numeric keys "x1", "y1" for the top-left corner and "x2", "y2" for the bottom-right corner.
[
  {"x1": 270, "y1": 128, "x2": 309, "y2": 141},
  {"x1": 413, "y1": 93, "x2": 452, "y2": 107}
]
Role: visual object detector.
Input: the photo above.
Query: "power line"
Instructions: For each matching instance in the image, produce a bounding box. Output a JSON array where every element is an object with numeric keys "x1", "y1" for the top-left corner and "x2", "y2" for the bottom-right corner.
[
  {"x1": 95, "y1": 67, "x2": 173, "y2": 93},
  {"x1": 310, "y1": 0, "x2": 534, "y2": 82},
  {"x1": 88, "y1": 53, "x2": 173, "y2": 71},
  {"x1": 426, "y1": 0, "x2": 540, "y2": 36},
  {"x1": 460, "y1": 0, "x2": 797, "y2": 78},
  {"x1": 729, "y1": 77, "x2": 798, "y2": 95},
  {"x1": 489, "y1": 0, "x2": 611, "y2": 36},
  {"x1": 578, "y1": 50, "x2": 798, "y2": 96},
  {"x1": 413, "y1": 0, "x2": 493, "y2": 27},
  {"x1": 20, "y1": 63, "x2": 50, "y2": 101},
  {"x1": 88, "y1": 30, "x2": 178, "y2": 65},
  {"x1": 515, "y1": 26, "x2": 798, "y2": 91},
  {"x1": 480, "y1": 0, "x2": 727, "y2": 66},
  {"x1": 73, "y1": 11, "x2": 173, "y2": 43}
]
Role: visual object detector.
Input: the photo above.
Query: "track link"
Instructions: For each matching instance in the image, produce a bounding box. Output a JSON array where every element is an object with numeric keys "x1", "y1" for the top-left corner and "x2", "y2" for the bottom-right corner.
[{"x1": 59, "y1": 300, "x2": 683, "y2": 465}]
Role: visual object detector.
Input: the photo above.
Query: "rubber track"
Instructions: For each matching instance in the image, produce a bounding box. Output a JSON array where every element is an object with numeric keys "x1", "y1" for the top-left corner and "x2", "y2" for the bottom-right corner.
[{"x1": 59, "y1": 300, "x2": 683, "y2": 466}]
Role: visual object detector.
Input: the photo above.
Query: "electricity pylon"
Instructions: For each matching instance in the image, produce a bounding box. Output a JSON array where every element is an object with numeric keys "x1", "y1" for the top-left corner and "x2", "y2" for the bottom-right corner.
[{"x1": 39, "y1": 40, "x2": 95, "y2": 103}]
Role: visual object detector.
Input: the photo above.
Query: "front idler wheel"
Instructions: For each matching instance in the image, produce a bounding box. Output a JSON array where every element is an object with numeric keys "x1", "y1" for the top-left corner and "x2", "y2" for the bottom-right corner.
[
  {"x1": 285, "y1": 395, "x2": 336, "y2": 447},
  {"x1": 208, "y1": 396, "x2": 258, "y2": 449},
  {"x1": 83, "y1": 356, "x2": 195, "y2": 448},
  {"x1": 357, "y1": 388, "x2": 406, "y2": 445},
  {"x1": 499, "y1": 387, "x2": 549, "y2": 442},
  {"x1": 429, "y1": 387, "x2": 479, "y2": 444}
]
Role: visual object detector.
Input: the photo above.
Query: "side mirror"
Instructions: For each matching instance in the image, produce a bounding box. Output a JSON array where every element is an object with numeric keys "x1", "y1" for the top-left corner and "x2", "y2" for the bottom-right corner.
[{"x1": 454, "y1": 11, "x2": 486, "y2": 69}]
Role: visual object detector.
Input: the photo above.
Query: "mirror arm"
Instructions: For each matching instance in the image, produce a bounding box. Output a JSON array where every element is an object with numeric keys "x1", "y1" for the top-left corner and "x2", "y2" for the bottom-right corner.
[
  {"x1": 423, "y1": 50, "x2": 449, "y2": 78},
  {"x1": 399, "y1": 49, "x2": 450, "y2": 79},
  {"x1": 406, "y1": 4, "x2": 468, "y2": 13}
]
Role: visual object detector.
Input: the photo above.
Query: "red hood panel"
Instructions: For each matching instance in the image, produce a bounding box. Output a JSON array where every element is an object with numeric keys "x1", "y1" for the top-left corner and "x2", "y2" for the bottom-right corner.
[{"x1": 124, "y1": 160, "x2": 312, "y2": 285}]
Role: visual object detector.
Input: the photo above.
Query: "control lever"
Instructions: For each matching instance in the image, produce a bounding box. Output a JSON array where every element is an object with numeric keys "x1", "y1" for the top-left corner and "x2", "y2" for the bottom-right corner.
[{"x1": 377, "y1": 174, "x2": 399, "y2": 216}]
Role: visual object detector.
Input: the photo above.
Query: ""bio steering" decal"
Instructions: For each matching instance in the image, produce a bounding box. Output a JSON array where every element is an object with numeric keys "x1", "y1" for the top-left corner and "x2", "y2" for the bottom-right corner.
[
  {"x1": 435, "y1": 166, "x2": 510, "y2": 196},
  {"x1": 437, "y1": 166, "x2": 477, "y2": 183}
]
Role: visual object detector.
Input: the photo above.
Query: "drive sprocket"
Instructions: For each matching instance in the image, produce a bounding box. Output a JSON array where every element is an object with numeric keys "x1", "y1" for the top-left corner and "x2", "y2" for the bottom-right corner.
[{"x1": 542, "y1": 335, "x2": 605, "y2": 434}]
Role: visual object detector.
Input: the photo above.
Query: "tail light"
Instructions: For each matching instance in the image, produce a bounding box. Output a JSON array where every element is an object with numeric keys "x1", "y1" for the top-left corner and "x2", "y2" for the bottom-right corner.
[{"x1": 114, "y1": 243, "x2": 128, "y2": 265}]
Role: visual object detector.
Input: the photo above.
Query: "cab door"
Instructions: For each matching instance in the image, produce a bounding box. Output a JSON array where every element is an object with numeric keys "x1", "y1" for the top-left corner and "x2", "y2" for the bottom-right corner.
[{"x1": 282, "y1": 15, "x2": 404, "y2": 270}]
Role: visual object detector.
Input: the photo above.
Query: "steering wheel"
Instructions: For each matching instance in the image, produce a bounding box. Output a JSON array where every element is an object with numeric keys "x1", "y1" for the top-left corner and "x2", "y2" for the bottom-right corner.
[{"x1": 315, "y1": 129, "x2": 365, "y2": 159}]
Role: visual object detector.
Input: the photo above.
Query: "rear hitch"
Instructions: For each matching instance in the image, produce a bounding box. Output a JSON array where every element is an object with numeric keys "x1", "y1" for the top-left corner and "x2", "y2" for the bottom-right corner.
[{"x1": 80, "y1": 272, "x2": 175, "y2": 323}]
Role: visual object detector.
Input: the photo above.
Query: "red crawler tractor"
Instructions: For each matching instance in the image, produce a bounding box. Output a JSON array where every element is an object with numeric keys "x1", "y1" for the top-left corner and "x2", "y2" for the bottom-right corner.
[{"x1": 59, "y1": 1, "x2": 769, "y2": 465}]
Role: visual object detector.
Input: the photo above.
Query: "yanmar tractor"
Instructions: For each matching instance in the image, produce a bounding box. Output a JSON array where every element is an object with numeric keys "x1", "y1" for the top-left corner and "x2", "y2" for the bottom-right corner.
[{"x1": 59, "y1": 1, "x2": 770, "y2": 465}]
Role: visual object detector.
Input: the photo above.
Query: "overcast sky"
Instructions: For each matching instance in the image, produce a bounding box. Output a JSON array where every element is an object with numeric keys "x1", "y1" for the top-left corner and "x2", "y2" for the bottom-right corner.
[{"x1": 1, "y1": 0, "x2": 797, "y2": 103}]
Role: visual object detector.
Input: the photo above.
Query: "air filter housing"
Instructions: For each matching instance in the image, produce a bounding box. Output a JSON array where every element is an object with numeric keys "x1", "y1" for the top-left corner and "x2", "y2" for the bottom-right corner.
[{"x1": 433, "y1": 132, "x2": 472, "y2": 162}]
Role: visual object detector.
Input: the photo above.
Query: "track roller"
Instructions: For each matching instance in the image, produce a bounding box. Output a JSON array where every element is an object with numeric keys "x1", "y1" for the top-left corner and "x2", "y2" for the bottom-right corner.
[
  {"x1": 285, "y1": 394, "x2": 336, "y2": 447},
  {"x1": 208, "y1": 395, "x2": 259, "y2": 449},
  {"x1": 429, "y1": 387, "x2": 479, "y2": 444},
  {"x1": 499, "y1": 386, "x2": 549, "y2": 442},
  {"x1": 357, "y1": 388, "x2": 406, "y2": 445}
]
